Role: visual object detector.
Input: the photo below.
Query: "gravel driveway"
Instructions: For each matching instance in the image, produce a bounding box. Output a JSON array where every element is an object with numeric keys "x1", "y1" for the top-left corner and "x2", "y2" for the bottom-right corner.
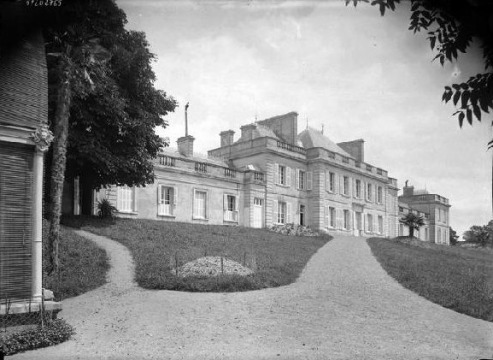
[{"x1": 12, "y1": 231, "x2": 493, "y2": 360}]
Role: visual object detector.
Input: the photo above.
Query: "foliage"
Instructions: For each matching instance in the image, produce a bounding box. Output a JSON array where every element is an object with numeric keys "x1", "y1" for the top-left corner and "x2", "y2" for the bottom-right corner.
[
  {"x1": 97, "y1": 198, "x2": 117, "y2": 219},
  {"x1": 42, "y1": 220, "x2": 109, "y2": 300},
  {"x1": 449, "y1": 227, "x2": 459, "y2": 245},
  {"x1": 368, "y1": 237, "x2": 493, "y2": 322},
  {"x1": 41, "y1": 0, "x2": 176, "y2": 189},
  {"x1": 347, "y1": 0, "x2": 493, "y2": 146},
  {"x1": 62, "y1": 216, "x2": 332, "y2": 292},
  {"x1": 463, "y1": 224, "x2": 492, "y2": 247},
  {"x1": 1, "y1": 319, "x2": 74, "y2": 356},
  {"x1": 268, "y1": 223, "x2": 320, "y2": 236},
  {"x1": 399, "y1": 212, "x2": 425, "y2": 238}
]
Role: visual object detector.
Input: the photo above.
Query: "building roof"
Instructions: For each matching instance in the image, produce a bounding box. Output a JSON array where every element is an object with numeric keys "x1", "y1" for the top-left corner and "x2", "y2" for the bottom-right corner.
[
  {"x1": 297, "y1": 127, "x2": 353, "y2": 158},
  {"x1": 159, "y1": 147, "x2": 229, "y2": 167},
  {"x1": 0, "y1": 31, "x2": 48, "y2": 130}
]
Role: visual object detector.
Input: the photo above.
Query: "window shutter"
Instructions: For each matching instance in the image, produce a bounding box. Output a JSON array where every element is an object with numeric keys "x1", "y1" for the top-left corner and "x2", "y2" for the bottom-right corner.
[
  {"x1": 348, "y1": 177, "x2": 352, "y2": 197},
  {"x1": 132, "y1": 187, "x2": 137, "y2": 212},
  {"x1": 324, "y1": 206, "x2": 329, "y2": 228},
  {"x1": 286, "y1": 167, "x2": 292, "y2": 187},
  {"x1": 0, "y1": 143, "x2": 33, "y2": 301},
  {"x1": 339, "y1": 175, "x2": 344, "y2": 194},
  {"x1": 234, "y1": 195, "x2": 239, "y2": 211},
  {"x1": 223, "y1": 194, "x2": 228, "y2": 210},
  {"x1": 157, "y1": 185, "x2": 163, "y2": 204},
  {"x1": 287, "y1": 202, "x2": 292, "y2": 223},
  {"x1": 325, "y1": 171, "x2": 329, "y2": 191},
  {"x1": 173, "y1": 187, "x2": 178, "y2": 206},
  {"x1": 295, "y1": 169, "x2": 300, "y2": 189},
  {"x1": 273, "y1": 200, "x2": 278, "y2": 224},
  {"x1": 274, "y1": 163, "x2": 279, "y2": 184},
  {"x1": 307, "y1": 171, "x2": 312, "y2": 190},
  {"x1": 205, "y1": 191, "x2": 209, "y2": 219}
]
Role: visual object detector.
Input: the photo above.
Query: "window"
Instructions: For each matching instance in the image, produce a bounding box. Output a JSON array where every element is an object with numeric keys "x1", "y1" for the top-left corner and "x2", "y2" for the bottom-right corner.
[
  {"x1": 343, "y1": 176, "x2": 349, "y2": 196},
  {"x1": 399, "y1": 206, "x2": 404, "y2": 213},
  {"x1": 327, "y1": 172, "x2": 336, "y2": 193},
  {"x1": 437, "y1": 228, "x2": 442, "y2": 243},
  {"x1": 223, "y1": 194, "x2": 238, "y2": 222},
  {"x1": 378, "y1": 215, "x2": 383, "y2": 234},
  {"x1": 329, "y1": 207, "x2": 336, "y2": 228},
  {"x1": 117, "y1": 186, "x2": 135, "y2": 212},
  {"x1": 299, "y1": 204, "x2": 305, "y2": 226},
  {"x1": 158, "y1": 186, "x2": 176, "y2": 216},
  {"x1": 193, "y1": 190, "x2": 207, "y2": 219},
  {"x1": 343, "y1": 210, "x2": 350, "y2": 230},
  {"x1": 355, "y1": 179, "x2": 361, "y2": 198},
  {"x1": 377, "y1": 186, "x2": 383, "y2": 204},
  {"x1": 278, "y1": 165, "x2": 287, "y2": 185},
  {"x1": 278, "y1": 201, "x2": 287, "y2": 224},
  {"x1": 367, "y1": 213, "x2": 373, "y2": 232},
  {"x1": 297, "y1": 170, "x2": 305, "y2": 190},
  {"x1": 367, "y1": 183, "x2": 372, "y2": 201}
]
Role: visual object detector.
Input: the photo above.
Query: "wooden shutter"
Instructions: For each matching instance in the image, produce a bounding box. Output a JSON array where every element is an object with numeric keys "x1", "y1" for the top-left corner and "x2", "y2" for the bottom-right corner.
[
  {"x1": 295, "y1": 169, "x2": 300, "y2": 189},
  {"x1": 287, "y1": 202, "x2": 292, "y2": 223},
  {"x1": 273, "y1": 200, "x2": 278, "y2": 224},
  {"x1": 274, "y1": 163, "x2": 279, "y2": 184},
  {"x1": 286, "y1": 167, "x2": 291, "y2": 187},
  {"x1": 0, "y1": 143, "x2": 33, "y2": 301},
  {"x1": 223, "y1": 194, "x2": 228, "y2": 211},
  {"x1": 173, "y1": 187, "x2": 178, "y2": 207},
  {"x1": 324, "y1": 205, "x2": 328, "y2": 228},
  {"x1": 307, "y1": 172, "x2": 312, "y2": 191}
]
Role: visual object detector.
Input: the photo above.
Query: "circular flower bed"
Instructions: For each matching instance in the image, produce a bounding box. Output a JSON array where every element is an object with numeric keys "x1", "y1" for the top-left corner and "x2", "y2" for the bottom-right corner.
[{"x1": 173, "y1": 256, "x2": 254, "y2": 278}]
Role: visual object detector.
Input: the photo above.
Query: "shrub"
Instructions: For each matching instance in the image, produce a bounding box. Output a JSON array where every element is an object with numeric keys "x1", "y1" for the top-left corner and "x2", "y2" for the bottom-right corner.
[
  {"x1": 1, "y1": 319, "x2": 74, "y2": 356},
  {"x1": 97, "y1": 198, "x2": 117, "y2": 219}
]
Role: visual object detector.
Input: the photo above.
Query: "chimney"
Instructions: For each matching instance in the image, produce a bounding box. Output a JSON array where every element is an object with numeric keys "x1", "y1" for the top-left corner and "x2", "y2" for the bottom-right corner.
[
  {"x1": 240, "y1": 124, "x2": 256, "y2": 142},
  {"x1": 220, "y1": 130, "x2": 235, "y2": 147},
  {"x1": 337, "y1": 139, "x2": 365, "y2": 162},
  {"x1": 403, "y1": 180, "x2": 414, "y2": 197},
  {"x1": 177, "y1": 135, "x2": 195, "y2": 157}
]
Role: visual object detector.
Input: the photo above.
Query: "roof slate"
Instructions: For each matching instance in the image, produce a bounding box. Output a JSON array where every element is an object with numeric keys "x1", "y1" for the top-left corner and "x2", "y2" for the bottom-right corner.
[
  {"x1": 0, "y1": 31, "x2": 48, "y2": 130},
  {"x1": 297, "y1": 127, "x2": 353, "y2": 158}
]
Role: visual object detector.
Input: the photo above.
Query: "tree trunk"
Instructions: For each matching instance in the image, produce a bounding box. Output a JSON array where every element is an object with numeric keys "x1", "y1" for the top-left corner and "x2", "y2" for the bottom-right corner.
[
  {"x1": 409, "y1": 226, "x2": 414, "y2": 239},
  {"x1": 47, "y1": 48, "x2": 73, "y2": 275}
]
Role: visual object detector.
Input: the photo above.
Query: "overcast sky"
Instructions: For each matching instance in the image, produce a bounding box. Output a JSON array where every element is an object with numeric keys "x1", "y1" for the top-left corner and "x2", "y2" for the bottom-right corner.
[{"x1": 118, "y1": 0, "x2": 491, "y2": 237}]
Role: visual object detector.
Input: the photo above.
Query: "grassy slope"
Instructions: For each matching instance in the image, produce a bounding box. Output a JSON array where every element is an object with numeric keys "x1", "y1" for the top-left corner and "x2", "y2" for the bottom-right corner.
[
  {"x1": 63, "y1": 216, "x2": 331, "y2": 292},
  {"x1": 42, "y1": 220, "x2": 109, "y2": 300},
  {"x1": 368, "y1": 237, "x2": 493, "y2": 322}
]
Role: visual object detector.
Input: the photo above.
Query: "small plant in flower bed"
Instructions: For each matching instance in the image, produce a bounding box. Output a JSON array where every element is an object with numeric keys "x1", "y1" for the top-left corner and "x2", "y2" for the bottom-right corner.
[
  {"x1": 63, "y1": 216, "x2": 332, "y2": 292},
  {"x1": 0, "y1": 319, "x2": 74, "y2": 356},
  {"x1": 268, "y1": 223, "x2": 319, "y2": 236},
  {"x1": 368, "y1": 236, "x2": 493, "y2": 322}
]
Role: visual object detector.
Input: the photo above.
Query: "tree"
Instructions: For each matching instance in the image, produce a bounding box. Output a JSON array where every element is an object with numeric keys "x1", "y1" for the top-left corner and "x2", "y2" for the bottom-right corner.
[
  {"x1": 449, "y1": 227, "x2": 459, "y2": 245},
  {"x1": 33, "y1": 0, "x2": 175, "y2": 274},
  {"x1": 463, "y1": 224, "x2": 492, "y2": 247},
  {"x1": 400, "y1": 212, "x2": 425, "y2": 239}
]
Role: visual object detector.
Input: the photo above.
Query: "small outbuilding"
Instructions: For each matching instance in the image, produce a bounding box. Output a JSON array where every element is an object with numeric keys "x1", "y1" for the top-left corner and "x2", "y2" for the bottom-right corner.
[{"x1": 0, "y1": 30, "x2": 61, "y2": 315}]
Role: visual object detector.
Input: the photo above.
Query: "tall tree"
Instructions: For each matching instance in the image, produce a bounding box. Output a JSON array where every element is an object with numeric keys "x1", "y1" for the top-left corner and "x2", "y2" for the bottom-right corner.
[
  {"x1": 40, "y1": 0, "x2": 176, "y2": 274},
  {"x1": 400, "y1": 213, "x2": 425, "y2": 239}
]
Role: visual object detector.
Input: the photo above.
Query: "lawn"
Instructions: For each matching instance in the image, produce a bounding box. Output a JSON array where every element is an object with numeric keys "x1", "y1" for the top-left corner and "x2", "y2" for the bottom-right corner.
[
  {"x1": 368, "y1": 237, "x2": 493, "y2": 322},
  {"x1": 42, "y1": 220, "x2": 109, "y2": 300},
  {"x1": 62, "y1": 216, "x2": 332, "y2": 292}
]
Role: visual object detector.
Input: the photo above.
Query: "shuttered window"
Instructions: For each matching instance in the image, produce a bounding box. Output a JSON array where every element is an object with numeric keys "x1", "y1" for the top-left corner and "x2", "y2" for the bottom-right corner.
[{"x1": 0, "y1": 142, "x2": 33, "y2": 301}]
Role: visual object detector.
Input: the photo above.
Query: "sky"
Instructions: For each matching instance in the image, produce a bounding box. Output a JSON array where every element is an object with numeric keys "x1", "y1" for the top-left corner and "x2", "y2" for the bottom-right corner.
[{"x1": 118, "y1": 0, "x2": 491, "y2": 237}]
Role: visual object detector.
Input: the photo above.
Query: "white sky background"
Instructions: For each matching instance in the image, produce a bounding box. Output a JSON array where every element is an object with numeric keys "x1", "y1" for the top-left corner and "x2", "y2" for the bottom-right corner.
[{"x1": 118, "y1": 0, "x2": 491, "y2": 237}]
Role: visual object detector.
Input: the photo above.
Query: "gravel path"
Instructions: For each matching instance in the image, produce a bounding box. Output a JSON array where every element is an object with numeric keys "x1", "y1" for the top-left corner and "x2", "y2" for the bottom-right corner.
[{"x1": 12, "y1": 232, "x2": 493, "y2": 360}]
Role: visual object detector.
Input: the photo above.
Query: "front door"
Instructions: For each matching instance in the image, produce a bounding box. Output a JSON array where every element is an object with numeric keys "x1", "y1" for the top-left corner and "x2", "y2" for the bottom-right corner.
[{"x1": 252, "y1": 198, "x2": 264, "y2": 228}]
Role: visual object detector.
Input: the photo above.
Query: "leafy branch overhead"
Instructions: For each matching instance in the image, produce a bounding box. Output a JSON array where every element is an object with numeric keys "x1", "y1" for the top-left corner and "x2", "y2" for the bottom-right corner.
[{"x1": 347, "y1": 0, "x2": 493, "y2": 147}]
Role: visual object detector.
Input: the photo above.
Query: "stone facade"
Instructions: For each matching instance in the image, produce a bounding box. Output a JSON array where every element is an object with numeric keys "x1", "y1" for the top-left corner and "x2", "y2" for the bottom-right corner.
[
  {"x1": 96, "y1": 111, "x2": 402, "y2": 238},
  {"x1": 398, "y1": 183, "x2": 451, "y2": 244}
]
